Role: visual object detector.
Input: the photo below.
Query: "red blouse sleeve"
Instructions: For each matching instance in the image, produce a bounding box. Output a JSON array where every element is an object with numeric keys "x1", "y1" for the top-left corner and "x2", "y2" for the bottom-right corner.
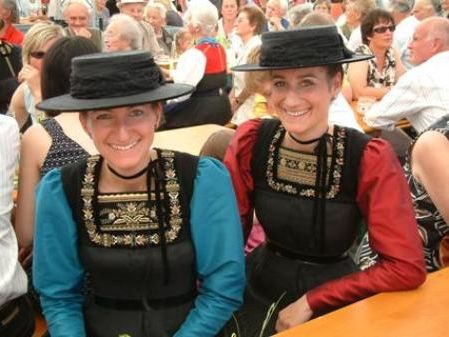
[
  {"x1": 307, "y1": 138, "x2": 426, "y2": 313},
  {"x1": 223, "y1": 119, "x2": 262, "y2": 240}
]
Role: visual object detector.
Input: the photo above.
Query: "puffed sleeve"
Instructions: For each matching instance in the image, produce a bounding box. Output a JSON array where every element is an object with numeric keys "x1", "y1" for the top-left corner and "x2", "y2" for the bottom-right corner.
[
  {"x1": 307, "y1": 138, "x2": 426, "y2": 313},
  {"x1": 33, "y1": 169, "x2": 86, "y2": 337},
  {"x1": 223, "y1": 119, "x2": 262, "y2": 239},
  {"x1": 175, "y1": 157, "x2": 245, "y2": 337}
]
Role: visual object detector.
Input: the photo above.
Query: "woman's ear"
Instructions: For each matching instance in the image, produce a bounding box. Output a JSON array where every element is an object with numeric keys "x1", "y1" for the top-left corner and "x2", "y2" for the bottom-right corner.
[{"x1": 154, "y1": 102, "x2": 163, "y2": 128}]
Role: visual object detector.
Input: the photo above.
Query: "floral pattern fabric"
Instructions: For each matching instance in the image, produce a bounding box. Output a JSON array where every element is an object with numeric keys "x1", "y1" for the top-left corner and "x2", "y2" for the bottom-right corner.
[{"x1": 356, "y1": 44, "x2": 397, "y2": 88}]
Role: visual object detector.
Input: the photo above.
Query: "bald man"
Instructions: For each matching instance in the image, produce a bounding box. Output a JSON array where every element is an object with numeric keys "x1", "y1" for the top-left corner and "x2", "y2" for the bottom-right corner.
[{"x1": 365, "y1": 17, "x2": 449, "y2": 133}]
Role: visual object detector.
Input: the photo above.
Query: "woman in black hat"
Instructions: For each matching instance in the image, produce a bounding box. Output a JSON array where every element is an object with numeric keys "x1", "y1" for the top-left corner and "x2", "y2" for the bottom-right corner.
[
  {"x1": 32, "y1": 51, "x2": 245, "y2": 337},
  {"x1": 223, "y1": 26, "x2": 426, "y2": 336}
]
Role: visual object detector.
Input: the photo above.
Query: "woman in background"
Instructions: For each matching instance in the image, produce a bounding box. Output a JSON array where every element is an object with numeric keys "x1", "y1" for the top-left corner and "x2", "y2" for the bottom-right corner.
[
  {"x1": 10, "y1": 23, "x2": 64, "y2": 133},
  {"x1": 348, "y1": 9, "x2": 405, "y2": 100}
]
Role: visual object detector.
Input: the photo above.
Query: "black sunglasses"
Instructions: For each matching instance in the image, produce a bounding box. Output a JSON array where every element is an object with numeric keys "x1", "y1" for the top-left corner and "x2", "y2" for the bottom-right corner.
[
  {"x1": 372, "y1": 25, "x2": 395, "y2": 34},
  {"x1": 30, "y1": 51, "x2": 46, "y2": 59}
]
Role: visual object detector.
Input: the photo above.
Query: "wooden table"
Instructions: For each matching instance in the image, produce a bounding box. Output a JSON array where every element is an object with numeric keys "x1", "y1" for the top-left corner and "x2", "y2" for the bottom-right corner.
[
  {"x1": 275, "y1": 267, "x2": 449, "y2": 337},
  {"x1": 351, "y1": 101, "x2": 411, "y2": 136},
  {"x1": 153, "y1": 124, "x2": 227, "y2": 155}
]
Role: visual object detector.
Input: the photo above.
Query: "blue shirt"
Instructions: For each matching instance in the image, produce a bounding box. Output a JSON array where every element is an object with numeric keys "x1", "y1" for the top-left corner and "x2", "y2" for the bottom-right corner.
[{"x1": 33, "y1": 157, "x2": 245, "y2": 337}]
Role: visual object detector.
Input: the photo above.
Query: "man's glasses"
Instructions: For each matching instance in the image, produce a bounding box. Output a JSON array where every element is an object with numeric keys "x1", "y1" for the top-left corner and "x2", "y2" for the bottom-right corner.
[
  {"x1": 30, "y1": 51, "x2": 46, "y2": 59},
  {"x1": 372, "y1": 25, "x2": 395, "y2": 34}
]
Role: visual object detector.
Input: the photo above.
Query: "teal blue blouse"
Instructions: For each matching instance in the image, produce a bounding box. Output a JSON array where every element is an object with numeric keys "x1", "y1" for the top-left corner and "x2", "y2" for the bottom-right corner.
[{"x1": 33, "y1": 157, "x2": 245, "y2": 337}]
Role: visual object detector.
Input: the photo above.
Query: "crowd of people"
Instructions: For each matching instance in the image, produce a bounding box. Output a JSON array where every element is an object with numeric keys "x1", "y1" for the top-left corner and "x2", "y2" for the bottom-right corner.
[{"x1": 1, "y1": 0, "x2": 449, "y2": 336}]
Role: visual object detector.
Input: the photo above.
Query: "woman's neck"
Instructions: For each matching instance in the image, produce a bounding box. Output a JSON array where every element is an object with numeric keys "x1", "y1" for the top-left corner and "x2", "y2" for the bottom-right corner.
[
  {"x1": 222, "y1": 18, "x2": 235, "y2": 35},
  {"x1": 284, "y1": 125, "x2": 332, "y2": 153},
  {"x1": 369, "y1": 43, "x2": 387, "y2": 69},
  {"x1": 240, "y1": 33, "x2": 253, "y2": 45},
  {"x1": 99, "y1": 150, "x2": 156, "y2": 193},
  {"x1": 370, "y1": 43, "x2": 387, "y2": 56}
]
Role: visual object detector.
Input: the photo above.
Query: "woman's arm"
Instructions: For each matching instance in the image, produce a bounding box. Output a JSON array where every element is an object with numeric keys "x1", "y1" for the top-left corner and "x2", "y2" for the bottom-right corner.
[
  {"x1": 347, "y1": 60, "x2": 390, "y2": 100},
  {"x1": 15, "y1": 124, "x2": 51, "y2": 248},
  {"x1": 411, "y1": 131, "x2": 449, "y2": 224},
  {"x1": 393, "y1": 47, "x2": 406, "y2": 81},
  {"x1": 306, "y1": 139, "x2": 426, "y2": 314},
  {"x1": 174, "y1": 157, "x2": 245, "y2": 337},
  {"x1": 223, "y1": 119, "x2": 262, "y2": 240},
  {"x1": 33, "y1": 169, "x2": 86, "y2": 337},
  {"x1": 10, "y1": 83, "x2": 27, "y2": 129}
]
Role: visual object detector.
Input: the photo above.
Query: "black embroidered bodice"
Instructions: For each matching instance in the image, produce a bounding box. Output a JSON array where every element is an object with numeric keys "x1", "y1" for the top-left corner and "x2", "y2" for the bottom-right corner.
[{"x1": 251, "y1": 119, "x2": 370, "y2": 257}]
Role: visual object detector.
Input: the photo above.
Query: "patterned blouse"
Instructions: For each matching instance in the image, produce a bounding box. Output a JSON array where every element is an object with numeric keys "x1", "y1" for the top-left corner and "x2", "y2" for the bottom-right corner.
[
  {"x1": 356, "y1": 44, "x2": 397, "y2": 88},
  {"x1": 404, "y1": 116, "x2": 449, "y2": 271}
]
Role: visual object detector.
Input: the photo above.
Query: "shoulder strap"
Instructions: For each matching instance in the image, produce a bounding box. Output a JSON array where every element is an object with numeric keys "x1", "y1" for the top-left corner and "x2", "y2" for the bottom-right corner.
[
  {"x1": 340, "y1": 127, "x2": 371, "y2": 198},
  {"x1": 173, "y1": 151, "x2": 199, "y2": 220},
  {"x1": 60, "y1": 158, "x2": 88, "y2": 228},
  {"x1": 251, "y1": 119, "x2": 280, "y2": 179}
]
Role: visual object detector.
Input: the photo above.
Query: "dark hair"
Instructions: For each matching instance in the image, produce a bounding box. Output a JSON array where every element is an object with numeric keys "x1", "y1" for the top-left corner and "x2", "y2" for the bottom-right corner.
[
  {"x1": 361, "y1": 9, "x2": 394, "y2": 46},
  {"x1": 40, "y1": 36, "x2": 100, "y2": 117},
  {"x1": 239, "y1": 5, "x2": 266, "y2": 36}
]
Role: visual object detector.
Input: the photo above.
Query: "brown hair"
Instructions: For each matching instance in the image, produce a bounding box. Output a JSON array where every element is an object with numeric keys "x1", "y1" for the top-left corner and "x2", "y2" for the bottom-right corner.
[{"x1": 238, "y1": 5, "x2": 266, "y2": 36}]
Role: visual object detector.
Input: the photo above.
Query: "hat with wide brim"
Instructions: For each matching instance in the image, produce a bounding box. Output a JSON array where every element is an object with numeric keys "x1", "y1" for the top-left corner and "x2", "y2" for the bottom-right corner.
[
  {"x1": 37, "y1": 51, "x2": 194, "y2": 112},
  {"x1": 232, "y1": 25, "x2": 373, "y2": 72}
]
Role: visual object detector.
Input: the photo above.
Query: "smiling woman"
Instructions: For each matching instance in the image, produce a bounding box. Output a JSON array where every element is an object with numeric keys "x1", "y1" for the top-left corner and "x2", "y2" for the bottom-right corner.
[
  {"x1": 223, "y1": 26, "x2": 426, "y2": 336},
  {"x1": 32, "y1": 50, "x2": 245, "y2": 337}
]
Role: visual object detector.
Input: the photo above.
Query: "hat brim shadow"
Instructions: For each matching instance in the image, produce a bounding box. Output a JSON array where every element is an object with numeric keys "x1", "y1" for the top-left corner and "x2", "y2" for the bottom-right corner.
[
  {"x1": 37, "y1": 83, "x2": 194, "y2": 112},
  {"x1": 232, "y1": 54, "x2": 373, "y2": 72}
]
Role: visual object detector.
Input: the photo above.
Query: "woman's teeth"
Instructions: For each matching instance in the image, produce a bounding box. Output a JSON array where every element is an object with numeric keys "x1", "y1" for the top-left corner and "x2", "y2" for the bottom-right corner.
[
  {"x1": 286, "y1": 109, "x2": 308, "y2": 117},
  {"x1": 111, "y1": 140, "x2": 138, "y2": 150}
]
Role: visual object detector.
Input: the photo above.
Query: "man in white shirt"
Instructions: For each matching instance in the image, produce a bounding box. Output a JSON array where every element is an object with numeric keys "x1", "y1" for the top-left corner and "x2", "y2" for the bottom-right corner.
[
  {"x1": 365, "y1": 17, "x2": 449, "y2": 133},
  {"x1": 0, "y1": 115, "x2": 34, "y2": 336}
]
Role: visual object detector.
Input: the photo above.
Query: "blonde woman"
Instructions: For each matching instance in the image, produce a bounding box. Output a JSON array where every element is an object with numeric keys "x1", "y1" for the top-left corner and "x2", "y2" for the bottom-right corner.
[{"x1": 10, "y1": 23, "x2": 65, "y2": 132}]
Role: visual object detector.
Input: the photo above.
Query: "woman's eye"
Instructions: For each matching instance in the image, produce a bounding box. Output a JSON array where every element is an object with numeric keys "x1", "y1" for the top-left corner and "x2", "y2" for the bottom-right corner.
[
  {"x1": 300, "y1": 80, "x2": 314, "y2": 87},
  {"x1": 95, "y1": 113, "x2": 112, "y2": 120},
  {"x1": 129, "y1": 109, "x2": 145, "y2": 117},
  {"x1": 273, "y1": 81, "x2": 286, "y2": 88}
]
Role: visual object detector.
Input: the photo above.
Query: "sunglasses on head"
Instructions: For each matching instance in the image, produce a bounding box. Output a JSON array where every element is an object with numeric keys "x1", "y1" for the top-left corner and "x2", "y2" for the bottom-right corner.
[
  {"x1": 372, "y1": 25, "x2": 395, "y2": 34},
  {"x1": 30, "y1": 51, "x2": 46, "y2": 59}
]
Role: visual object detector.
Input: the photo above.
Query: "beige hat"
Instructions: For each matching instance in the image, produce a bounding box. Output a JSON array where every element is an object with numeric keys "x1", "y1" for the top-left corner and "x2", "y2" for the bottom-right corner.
[{"x1": 117, "y1": 0, "x2": 147, "y2": 7}]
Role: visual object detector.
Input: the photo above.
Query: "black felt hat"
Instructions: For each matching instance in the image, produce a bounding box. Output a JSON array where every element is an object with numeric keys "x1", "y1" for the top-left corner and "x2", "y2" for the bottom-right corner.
[
  {"x1": 37, "y1": 51, "x2": 194, "y2": 112},
  {"x1": 232, "y1": 25, "x2": 372, "y2": 72}
]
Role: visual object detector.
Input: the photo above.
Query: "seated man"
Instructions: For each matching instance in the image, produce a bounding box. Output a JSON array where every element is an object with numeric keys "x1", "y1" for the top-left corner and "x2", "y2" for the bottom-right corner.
[
  {"x1": 365, "y1": 17, "x2": 449, "y2": 134},
  {"x1": 0, "y1": 114, "x2": 34, "y2": 337},
  {"x1": 144, "y1": 2, "x2": 173, "y2": 55},
  {"x1": 63, "y1": 0, "x2": 102, "y2": 50},
  {"x1": 263, "y1": 0, "x2": 289, "y2": 32},
  {"x1": 161, "y1": 0, "x2": 231, "y2": 129}
]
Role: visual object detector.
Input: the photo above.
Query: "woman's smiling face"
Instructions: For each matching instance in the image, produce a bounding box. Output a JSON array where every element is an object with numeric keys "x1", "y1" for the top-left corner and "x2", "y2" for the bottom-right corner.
[
  {"x1": 270, "y1": 66, "x2": 341, "y2": 140},
  {"x1": 80, "y1": 103, "x2": 161, "y2": 177}
]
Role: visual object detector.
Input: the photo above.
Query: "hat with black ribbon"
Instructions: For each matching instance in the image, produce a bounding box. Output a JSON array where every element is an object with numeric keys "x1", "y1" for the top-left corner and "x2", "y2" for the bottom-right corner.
[
  {"x1": 232, "y1": 25, "x2": 372, "y2": 72},
  {"x1": 37, "y1": 51, "x2": 194, "y2": 112}
]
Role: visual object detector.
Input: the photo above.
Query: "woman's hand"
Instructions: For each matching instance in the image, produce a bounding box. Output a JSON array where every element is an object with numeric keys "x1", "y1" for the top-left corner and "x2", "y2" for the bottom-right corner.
[
  {"x1": 275, "y1": 294, "x2": 313, "y2": 332},
  {"x1": 18, "y1": 64, "x2": 41, "y2": 98}
]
